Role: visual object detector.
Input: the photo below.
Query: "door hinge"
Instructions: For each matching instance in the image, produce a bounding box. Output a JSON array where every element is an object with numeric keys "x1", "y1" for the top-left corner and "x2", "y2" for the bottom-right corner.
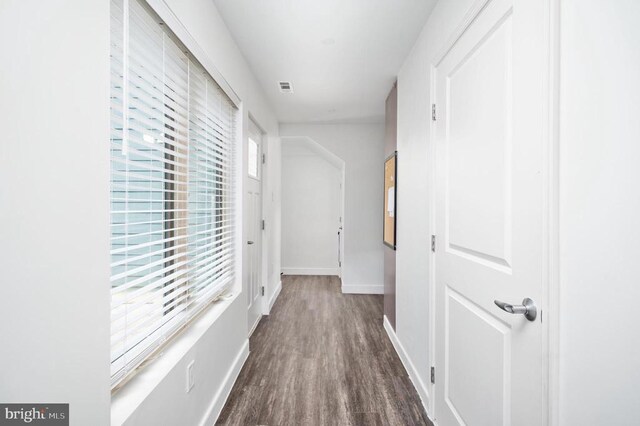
[
  {"x1": 262, "y1": 219, "x2": 265, "y2": 230},
  {"x1": 261, "y1": 286, "x2": 265, "y2": 296},
  {"x1": 431, "y1": 366, "x2": 436, "y2": 384},
  {"x1": 432, "y1": 104, "x2": 437, "y2": 121},
  {"x1": 431, "y1": 235, "x2": 436, "y2": 252},
  {"x1": 262, "y1": 153, "x2": 266, "y2": 164}
]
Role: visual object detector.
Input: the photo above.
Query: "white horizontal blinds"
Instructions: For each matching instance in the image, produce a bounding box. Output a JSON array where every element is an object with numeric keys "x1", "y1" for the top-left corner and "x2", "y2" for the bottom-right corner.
[
  {"x1": 187, "y1": 61, "x2": 236, "y2": 314},
  {"x1": 110, "y1": 0, "x2": 236, "y2": 387}
]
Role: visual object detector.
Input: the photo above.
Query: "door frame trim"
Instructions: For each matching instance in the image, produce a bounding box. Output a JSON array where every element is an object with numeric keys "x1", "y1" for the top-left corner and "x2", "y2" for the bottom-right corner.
[
  {"x1": 428, "y1": 63, "x2": 437, "y2": 419},
  {"x1": 544, "y1": 1, "x2": 561, "y2": 425},
  {"x1": 427, "y1": 0, "x2": 559, "y2": 424}
]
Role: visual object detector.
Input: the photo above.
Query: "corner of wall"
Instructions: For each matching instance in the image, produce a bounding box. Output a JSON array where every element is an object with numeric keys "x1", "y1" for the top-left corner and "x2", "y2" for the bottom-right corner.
[{"x1": 267, "y1": 278, "x2": 283, "y2": 314}]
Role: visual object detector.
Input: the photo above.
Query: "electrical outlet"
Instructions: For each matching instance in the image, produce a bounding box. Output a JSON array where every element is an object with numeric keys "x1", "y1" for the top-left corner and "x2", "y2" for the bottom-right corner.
[{"x1": 186, "y1": 360, "x2": 195, "y2": 393}]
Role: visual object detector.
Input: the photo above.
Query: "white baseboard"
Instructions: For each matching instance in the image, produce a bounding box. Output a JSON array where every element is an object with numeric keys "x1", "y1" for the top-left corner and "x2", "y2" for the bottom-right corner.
[
  {"x1": 281, "y1": 267, "x2": 340, "y2": 276},
  {"x1": 383, "y1": 315, "x2": 435, "y2": 424},
  {"x1": 266, "y1": 280, "x2": 282, "y2": 314},
  {"x1": 341, "y1": 284, "x2": 384, "y2": 294},
  {"x1": 198, "y1": 339, "x2": 249, "y2": 426}
]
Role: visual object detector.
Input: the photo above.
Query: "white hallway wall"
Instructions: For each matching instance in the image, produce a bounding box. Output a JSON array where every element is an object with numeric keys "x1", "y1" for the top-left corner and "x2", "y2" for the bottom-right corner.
[
  {"x1": 265, "y1": 135, "x2": 282, "y2": 304},
  {"x1": 0, "y1": 0, "x2": 281, "y2": 424},
  {"x1": 0, "y1": 1, "x2": 111, "y2": 424},
  {"x1": 559, "y1": 0, "x2": 640, "y2": 424},
  {"x1": 281, "y1": 141, "x2": 343, "y2": 275},
  {"x1": 393, "y1": 0, "x2": 479, "y2": 409},
  {"x1": 280, "y1": 124, "x2": 385, "y2": 294}
]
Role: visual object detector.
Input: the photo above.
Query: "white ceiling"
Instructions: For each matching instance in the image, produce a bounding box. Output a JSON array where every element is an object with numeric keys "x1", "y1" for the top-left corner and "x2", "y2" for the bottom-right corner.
[{"x1": 213, "y1": 0, "x2": 437, "y2": 123}]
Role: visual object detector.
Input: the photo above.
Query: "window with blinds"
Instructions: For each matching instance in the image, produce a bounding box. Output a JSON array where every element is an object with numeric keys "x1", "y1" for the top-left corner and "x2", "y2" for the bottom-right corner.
[{"x1": 110, "y1": 0, "x2": 237, "y2": 387}]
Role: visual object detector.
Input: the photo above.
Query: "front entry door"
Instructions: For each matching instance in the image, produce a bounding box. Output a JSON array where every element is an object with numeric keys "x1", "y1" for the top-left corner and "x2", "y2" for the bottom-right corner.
[
  {"x1": 434, "y1": 0, "x2": 548, "y2": 425},
  {"x1": 246, "y1": 121, "x2": 263, "y2": 336}
]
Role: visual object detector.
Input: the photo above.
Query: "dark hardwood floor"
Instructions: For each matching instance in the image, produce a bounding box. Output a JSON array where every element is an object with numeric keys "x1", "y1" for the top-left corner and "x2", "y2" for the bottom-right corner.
[{"x1": 217, "y1": 275, "x2": 433, "y2": 426}]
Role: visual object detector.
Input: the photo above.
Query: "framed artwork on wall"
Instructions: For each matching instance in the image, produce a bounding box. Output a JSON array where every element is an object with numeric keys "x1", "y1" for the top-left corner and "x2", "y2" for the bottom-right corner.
[{"x1": 383, "y1": 151, "x2": 397, "y2": 250}]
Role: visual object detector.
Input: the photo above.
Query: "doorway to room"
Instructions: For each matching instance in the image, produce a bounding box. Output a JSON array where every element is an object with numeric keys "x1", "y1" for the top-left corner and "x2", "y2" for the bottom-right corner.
[{"x1": 281, "y1": 137, "x2": 345, "y2": 279}]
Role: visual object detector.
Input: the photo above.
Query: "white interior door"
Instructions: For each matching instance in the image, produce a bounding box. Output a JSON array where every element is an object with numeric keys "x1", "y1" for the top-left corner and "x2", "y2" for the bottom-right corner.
[
  {"x1": 434, "y1": 0, "x2": 548, "y2": 425},
  {"x1": 246, "y1": 121, "x2": 263, "y2": 336}
]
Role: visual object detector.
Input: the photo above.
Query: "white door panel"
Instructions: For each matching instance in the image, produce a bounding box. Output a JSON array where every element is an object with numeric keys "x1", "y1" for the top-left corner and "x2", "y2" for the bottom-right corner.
[
  {"x1": 246, "y1": 121, "x2": 263, "y2": 336},
  {"x1": 445, "y1": 287, "x2": 512, "y2": 426},
  {"x1": 446, "y1": 10, "x2": 512, "y2": 269},
  {"x1": 434, "y1": 0, "x2": 547, "y2": 424}
]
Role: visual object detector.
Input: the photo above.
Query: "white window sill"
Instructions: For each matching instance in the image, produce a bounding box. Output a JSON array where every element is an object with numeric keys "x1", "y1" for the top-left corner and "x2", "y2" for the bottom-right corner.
[{"x1": 110, "y1": 291, "x2": 239, "y2": 425}]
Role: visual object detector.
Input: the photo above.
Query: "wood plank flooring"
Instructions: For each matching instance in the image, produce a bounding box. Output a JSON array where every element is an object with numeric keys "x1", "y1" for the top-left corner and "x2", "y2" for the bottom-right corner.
[{"x1": 217, "y1": 275, "x2": 433, "y2": 426}]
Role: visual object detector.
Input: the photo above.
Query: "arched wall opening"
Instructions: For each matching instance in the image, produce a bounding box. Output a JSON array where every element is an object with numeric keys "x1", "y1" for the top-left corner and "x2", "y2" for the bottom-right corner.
[{"x1": 281, "y1": 136, "x2": 345, "y2": 278}]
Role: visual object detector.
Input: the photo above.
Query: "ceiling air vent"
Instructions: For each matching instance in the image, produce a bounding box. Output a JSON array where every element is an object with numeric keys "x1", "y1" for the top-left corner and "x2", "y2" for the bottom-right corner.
[{"x1": 279, "y1": 81, "x2": 293, "y2": 93}]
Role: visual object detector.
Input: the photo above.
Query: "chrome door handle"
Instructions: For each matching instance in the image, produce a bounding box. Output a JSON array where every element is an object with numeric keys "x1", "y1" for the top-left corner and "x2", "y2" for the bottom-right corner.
[
  {"x1": 494, "y1": 298, "x2": 537, "y2": 321},
  {"x1": 247, "y1": 241, "x2": 254, "y2": 245}
]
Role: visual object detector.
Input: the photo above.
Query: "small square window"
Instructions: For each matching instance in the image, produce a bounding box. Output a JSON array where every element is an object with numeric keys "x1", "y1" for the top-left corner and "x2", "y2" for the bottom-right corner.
[{"x1": 248, "y1": 137, "x2": 259, "y2": 179}]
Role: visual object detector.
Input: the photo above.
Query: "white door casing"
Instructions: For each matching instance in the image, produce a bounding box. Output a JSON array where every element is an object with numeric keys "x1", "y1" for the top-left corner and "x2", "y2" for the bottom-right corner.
[{"x1": 433, "y1": 0, "x2": 549, "y2": 425}]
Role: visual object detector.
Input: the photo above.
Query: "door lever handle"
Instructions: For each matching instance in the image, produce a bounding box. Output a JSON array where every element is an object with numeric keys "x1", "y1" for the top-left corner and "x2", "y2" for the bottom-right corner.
[
  {"x1": 247, "y1": 241, "x2": 254, "y2": 245},
  {"x1": 494, "y1": 298, "x2": 537, "y2": 321}
]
